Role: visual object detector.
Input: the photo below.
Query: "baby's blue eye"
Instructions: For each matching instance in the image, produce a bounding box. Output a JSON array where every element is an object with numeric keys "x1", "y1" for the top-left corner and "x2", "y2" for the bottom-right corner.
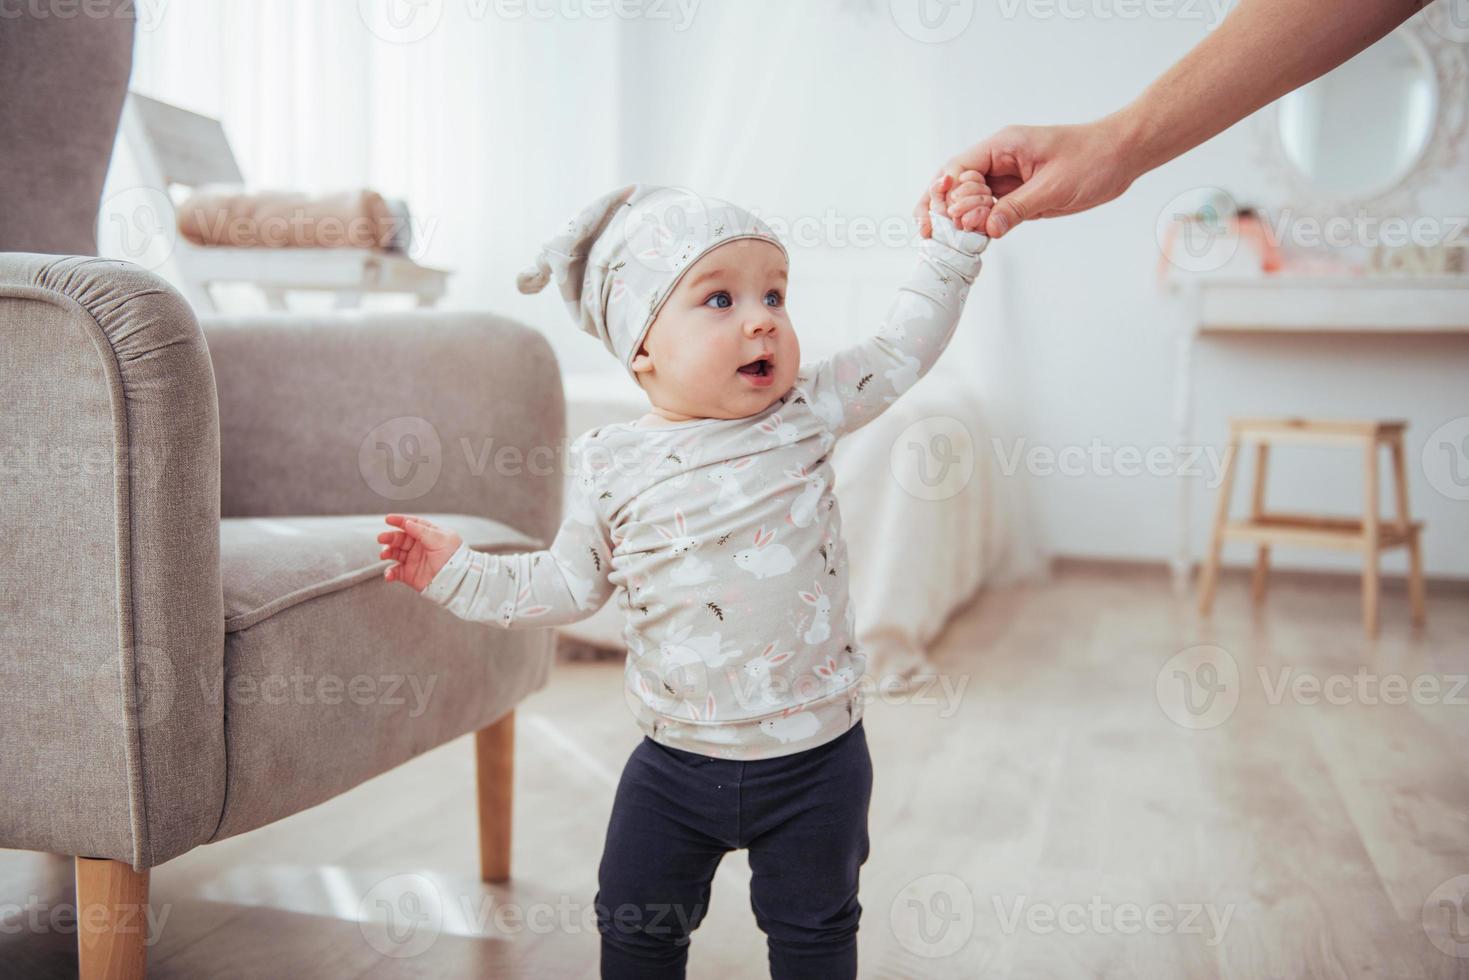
[
  {"x1": 765, "y1": 290, "x2": 783, "y2": 307},
  {"x1": 703, "y1": 291, "x2": 732, "y2": 309}
]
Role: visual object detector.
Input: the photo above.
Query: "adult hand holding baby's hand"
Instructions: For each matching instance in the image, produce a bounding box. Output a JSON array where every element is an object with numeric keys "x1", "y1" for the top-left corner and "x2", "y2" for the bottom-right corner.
[
  {"x1": 915, "y1": 122, "x2": 1138, "y2": 239},
  {"x1": 922, "y1": 173, "x2": 995, "y2": 240},
  {"x1": 378, "y1": 514, "x2": 463, "y2": 591}
]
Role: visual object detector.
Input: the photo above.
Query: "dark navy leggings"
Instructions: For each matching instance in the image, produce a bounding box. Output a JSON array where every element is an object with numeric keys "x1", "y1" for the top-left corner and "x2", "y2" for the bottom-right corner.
[{"x1": 594, "y1": 719, "x2": 873, "y2": 979}]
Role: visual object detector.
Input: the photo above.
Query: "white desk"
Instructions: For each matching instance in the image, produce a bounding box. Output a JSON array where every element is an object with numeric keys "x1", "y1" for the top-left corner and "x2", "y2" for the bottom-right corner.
[{"x1": 1164, "y1": 273, "x2": 1469, "y2": 590}]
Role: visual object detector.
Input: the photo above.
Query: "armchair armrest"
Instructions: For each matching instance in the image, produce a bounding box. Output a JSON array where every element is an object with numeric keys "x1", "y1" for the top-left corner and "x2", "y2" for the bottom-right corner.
[
  {"x1": 0, "y1": 253, "x2": 225, "y2": 870},
  {"x1": 200, "y1": 310, "x2": 567, "y2": 549}
]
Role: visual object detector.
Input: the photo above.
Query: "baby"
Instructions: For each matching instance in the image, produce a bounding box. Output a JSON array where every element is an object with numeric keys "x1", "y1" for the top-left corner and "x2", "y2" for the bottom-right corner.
[{"x1": 377, "y1": 175, "x2": 993, "y2": 979}]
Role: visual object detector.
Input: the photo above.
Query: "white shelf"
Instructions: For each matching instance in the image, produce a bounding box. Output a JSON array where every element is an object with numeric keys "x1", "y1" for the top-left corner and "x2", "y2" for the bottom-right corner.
[{"x1": 1169, "y1": 274, "x2": 1469, "y2": 334}]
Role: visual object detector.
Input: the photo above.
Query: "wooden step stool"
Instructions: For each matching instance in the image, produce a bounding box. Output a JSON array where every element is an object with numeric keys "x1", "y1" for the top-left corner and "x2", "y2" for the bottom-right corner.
[{"x1": 1197, "y1": 418, "x2": 1427, "y2": 635}]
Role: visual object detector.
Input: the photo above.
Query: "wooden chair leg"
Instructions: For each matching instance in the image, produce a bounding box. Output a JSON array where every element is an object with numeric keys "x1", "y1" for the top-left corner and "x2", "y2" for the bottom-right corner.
[
  {"x1": 1363, "y1": 438, "x2": 1381, "y2": 637},
  {"x1": 476, "y1": 708, "x2": 515, "y2": 884},
  {"x1": 1407, "y1": 528, "x2": 1427, "y2": 626},
  {"x1": 1252, "y1": 546, "x2": 1271, "y2": 604},
  {"x1": 74, "y1": 857, "x2": 150, "y2": 980},
  {"x1": 1250, "y1": 443, "x2": 1270, "y2": 605},
  {"x1": 1390, "y1": 434, "x2": 1428, "y2": 627},
  {"x1": 1198, "y1": 436, "x2": 1241, "y2": 616}
]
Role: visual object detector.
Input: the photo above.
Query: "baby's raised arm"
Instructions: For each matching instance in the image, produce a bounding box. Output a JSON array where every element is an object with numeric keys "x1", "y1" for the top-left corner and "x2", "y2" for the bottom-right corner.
[
  {"x1": 798, "y1": 177, "x2": 990, "y2": 440},
  {"x1": 379, "y1": 436, "x2": 617, "y2": 629}
]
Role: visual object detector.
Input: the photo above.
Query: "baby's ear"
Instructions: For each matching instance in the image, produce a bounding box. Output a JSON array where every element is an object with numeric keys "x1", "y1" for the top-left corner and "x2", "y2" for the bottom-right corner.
[{"x1": 628, "y1": 353, "x2": 652, "y2": 391}]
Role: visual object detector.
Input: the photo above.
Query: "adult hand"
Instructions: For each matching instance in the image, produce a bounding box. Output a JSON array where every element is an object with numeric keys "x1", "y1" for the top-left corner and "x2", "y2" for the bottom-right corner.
[
  {"x1": 913, "y1": 0, "x2": 1424, "y2": 242},
  {"x1": 915, "y1": 120, "x2": 1139, "y2": 240}
]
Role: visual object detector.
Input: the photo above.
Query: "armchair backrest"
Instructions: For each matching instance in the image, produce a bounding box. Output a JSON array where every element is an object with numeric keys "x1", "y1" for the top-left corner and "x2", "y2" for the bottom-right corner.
[{"x1": 0, "y1": 4, "x2": 136, "y2": 255}]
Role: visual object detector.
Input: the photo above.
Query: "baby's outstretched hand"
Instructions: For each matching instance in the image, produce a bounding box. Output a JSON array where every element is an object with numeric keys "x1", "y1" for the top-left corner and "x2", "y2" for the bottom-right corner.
[{"x1": 378, "y1": 514, "x2": 463, "y2": 592}]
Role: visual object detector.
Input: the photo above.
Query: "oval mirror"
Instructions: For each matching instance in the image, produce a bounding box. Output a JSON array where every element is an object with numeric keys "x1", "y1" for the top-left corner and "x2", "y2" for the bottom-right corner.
[{"x1": 1276, "y1": 32, "x2": 1437, "y2": 200}]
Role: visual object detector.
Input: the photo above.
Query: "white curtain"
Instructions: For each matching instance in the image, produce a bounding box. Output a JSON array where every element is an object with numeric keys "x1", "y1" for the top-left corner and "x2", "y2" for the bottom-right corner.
[
  {"x1": 618, "y1": 1, "x2": 1026, "y2": 397},
  {"x1": 621, "y1": 0, "x2": 1042, "y2": 577},
  {"x1": 120, "y1": 0, "x2": 623, "y2": 336},
  {"x1": 117, "y1": 0, "x2": 1029, "y2": 404},
  {"x1": 117, "y1": 0, "x2": 1041, "y2": 578}
]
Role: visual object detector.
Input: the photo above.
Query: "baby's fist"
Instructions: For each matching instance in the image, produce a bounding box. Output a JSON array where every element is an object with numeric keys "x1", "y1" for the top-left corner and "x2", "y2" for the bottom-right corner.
[
  {"x1": 379, "y1": 514, "x2": 463, "y2": 592},
  {"x1": 945, "y1": 170, "x2": 995, "y2": 233}
]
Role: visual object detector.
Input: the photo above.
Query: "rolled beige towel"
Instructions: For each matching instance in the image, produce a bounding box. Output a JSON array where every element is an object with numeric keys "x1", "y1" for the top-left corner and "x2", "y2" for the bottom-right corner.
[{"x1": 176, "y1": 186, "x2": 402, "y2": 249}]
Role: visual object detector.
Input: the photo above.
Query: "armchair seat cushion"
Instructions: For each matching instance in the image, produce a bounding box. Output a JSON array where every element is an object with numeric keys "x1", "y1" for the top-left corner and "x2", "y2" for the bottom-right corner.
[
  {"x1": 209, "y1": 513, "x2": 553, "y2": 842},
  {"x1": 220, "y1": 513, "x2": 537, "y2": 632}
]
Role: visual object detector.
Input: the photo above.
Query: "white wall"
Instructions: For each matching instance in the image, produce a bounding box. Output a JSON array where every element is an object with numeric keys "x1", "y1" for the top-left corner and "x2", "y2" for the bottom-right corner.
[
  {"x1": 615, "y1": 0, "x2": 1469, "y2": 579},
  {"x1": 124, "y1": 1, "x2": 1467, "y2": 578}
]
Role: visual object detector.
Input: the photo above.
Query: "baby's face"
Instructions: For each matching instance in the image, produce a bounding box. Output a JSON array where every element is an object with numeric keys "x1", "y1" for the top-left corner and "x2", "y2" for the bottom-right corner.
[{"x1": 629, "y1": 239, "x2": 799, "y2": 421}]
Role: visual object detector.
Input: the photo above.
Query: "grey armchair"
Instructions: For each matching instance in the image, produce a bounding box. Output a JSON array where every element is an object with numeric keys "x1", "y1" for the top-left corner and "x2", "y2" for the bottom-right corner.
[{"x1": 1, "y1": 9, "x2": 567, "y2": 980}]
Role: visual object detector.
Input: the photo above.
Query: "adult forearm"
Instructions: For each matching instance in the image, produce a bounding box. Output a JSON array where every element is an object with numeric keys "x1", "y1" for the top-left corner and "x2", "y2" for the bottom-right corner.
[{"x1": 1108, "y1": 0, "x2": 1423, "y2": 179}]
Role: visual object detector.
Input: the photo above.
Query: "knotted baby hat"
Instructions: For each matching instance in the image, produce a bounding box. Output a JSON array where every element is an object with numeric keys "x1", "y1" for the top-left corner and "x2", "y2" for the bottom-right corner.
[{"x1": 516, "y1": 184, "x2": 789, "y2": 384}]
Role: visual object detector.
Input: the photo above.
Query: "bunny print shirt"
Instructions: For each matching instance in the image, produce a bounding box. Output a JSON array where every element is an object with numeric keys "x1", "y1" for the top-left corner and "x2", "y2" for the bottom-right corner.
[{"x1": 421, "y1": 213, "x2": 989, "y2": 760}]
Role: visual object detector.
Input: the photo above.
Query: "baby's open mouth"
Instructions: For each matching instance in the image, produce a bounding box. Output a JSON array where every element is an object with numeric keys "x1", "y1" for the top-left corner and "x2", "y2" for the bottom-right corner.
[{"x1": 737, "y1": 357, "x2": 773, "y2": 377}]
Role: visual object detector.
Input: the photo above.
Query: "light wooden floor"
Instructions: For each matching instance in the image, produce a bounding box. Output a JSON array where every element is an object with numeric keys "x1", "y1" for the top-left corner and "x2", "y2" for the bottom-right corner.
[{"x1": 3, "y1": 567, "x2": 1468, "y2": 979}]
